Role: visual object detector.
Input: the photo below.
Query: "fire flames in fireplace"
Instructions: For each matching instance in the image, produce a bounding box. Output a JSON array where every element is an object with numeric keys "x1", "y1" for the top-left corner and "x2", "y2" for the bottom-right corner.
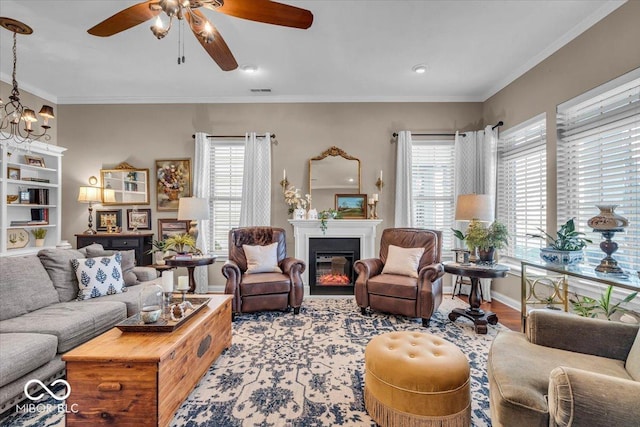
[{"x1": 318, "y1": 274, "x2": 350, "y2": 285}]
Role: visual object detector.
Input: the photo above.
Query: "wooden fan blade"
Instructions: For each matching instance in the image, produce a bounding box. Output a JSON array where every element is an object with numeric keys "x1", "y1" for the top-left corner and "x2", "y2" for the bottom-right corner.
[
  {"x1": 210, "y1": 0, "x2": 313, "y2": 29},
  {"x1": 88, "y1": 1, "x2": 160, "y2": 36},
  {"x1": 186, "y1": 10, "x2": 238, "y2": 71}
]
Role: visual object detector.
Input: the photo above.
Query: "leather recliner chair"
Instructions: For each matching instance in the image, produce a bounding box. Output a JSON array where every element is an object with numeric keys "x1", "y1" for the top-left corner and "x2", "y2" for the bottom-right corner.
[
  {"x1": 354, "y1": 228, "x2": 445, "y2": 326},
  {"x1": 222, "y1": 227, "x2": 305, "y2": 314}
]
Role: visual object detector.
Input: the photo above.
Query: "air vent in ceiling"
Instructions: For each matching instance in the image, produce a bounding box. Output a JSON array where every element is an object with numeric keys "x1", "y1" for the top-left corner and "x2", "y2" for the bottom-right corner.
[{"x1": 250, "y1": 88, "x2": 272, "y2": 93}]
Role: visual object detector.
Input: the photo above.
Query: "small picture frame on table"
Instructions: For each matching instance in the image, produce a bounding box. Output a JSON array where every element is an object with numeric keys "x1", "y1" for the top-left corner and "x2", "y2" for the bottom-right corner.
[
  {"x1": 24, "y1": 155, "x2": 45, "y2": 168},
  {"x1": 127, "y1": 208, "x2": 152, "y2": 230},
  {"x1": 335, "y1": 194, "x2": 367, "y2": 219},
  {"x1": 96, "y1": 210, "x2": 122, "y2": 232},
  {"x1": 7, "y1": 167, "x2": 20, "y2": 180}
]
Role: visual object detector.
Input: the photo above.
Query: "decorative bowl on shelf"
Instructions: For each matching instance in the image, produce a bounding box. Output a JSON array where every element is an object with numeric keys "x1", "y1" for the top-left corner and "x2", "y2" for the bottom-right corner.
[
  {"x1": 540, "y1": 247, "x2": 583, "y2": 266},
  {"x1": 6, "y1": 195, "x2": 18, "y2": 204}
]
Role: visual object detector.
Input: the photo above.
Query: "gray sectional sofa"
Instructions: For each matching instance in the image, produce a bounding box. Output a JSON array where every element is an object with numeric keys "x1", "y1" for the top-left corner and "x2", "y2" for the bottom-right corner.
[{"x1": 0, "y1": 244, "x2": 160, "y2": 413}]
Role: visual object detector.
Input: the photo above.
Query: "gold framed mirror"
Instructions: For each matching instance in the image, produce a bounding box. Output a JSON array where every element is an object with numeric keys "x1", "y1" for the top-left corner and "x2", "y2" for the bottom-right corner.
[
  {"x1": 309, "y1": 147, "x2": 361, "y2": 197},
  {"x1": 101, "y1": 162, "x2": 150, "y2": 205}
]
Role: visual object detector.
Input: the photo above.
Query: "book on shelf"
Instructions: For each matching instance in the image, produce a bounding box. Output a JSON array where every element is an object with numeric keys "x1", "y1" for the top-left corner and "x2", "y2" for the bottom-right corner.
[
  {"x1": 31, "y1": 208, "x2": 49, "y2": 222},
  {"x1": 27, "y1": 188, "x2": 50, "y2": 205},
  {"x1": 22, "y1": 177, "x2": 51, "y2": 183},
  {"x1": 10, "y1": 220, "x2": 48, "y2": 226}
]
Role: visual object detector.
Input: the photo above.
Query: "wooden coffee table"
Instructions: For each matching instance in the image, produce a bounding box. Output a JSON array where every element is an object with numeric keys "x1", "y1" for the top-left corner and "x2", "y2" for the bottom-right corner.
[{"x1": 63, "y1": 294, "x2": 232, "y2": 427}]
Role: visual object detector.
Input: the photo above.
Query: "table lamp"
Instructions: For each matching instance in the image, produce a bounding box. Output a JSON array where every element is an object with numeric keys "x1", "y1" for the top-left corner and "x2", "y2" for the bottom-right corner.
[
  {"x1": 77, "y1": 186, "x2": 102, "y2": 234},
  {"x1": 177, "y1": 197, "x2": 209, "y2": 242},
  {"x1": 455, "y1": 194, "x2": 494, "y2": 260}
]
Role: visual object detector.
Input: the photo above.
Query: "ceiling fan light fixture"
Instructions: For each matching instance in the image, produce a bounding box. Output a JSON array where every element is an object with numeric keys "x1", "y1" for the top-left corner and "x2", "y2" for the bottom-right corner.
[
  {"x1": 159, "y1": 0, "x2": 180, "y2": 17},
  {"x1": 151, "y1": 16, "x2": 170, "y2": 39},
  {"x1": 412, "y1": 64, "x2": 428, "y2": 74},
  {"x1": 241, "y1": 64, "x2": 258, "y2": 73}
]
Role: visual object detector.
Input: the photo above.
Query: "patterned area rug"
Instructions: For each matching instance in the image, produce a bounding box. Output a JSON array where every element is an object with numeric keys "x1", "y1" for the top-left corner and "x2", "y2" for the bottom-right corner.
[{"x1": 1, "y1": 297, "x2": 505, "y2": 427}]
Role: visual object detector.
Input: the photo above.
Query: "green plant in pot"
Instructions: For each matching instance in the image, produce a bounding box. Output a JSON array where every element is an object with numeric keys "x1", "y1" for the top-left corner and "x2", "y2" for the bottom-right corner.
[
  {"x1": 31, "y1": 228, "x2": 47, "y2": 247},
  {"x1": 538, "y1": 218, "x2": 592, "y2": 265},
  {"x1": 163, "y1": 233, "x2": 200, "y2": 255},
  {"x1": 452, "y1": 220, "x2": 509, "y2": 262},
  {"x1": 570, "y1": 285, "x2": 637, "y2": 320}
]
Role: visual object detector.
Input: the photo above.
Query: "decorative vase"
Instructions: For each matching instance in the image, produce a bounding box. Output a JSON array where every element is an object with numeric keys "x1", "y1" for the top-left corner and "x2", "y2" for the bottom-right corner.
[
  {"x1": 138, "y1": 283, "x2": 163, "y2": 324},
  {"x1": 154, "y1": 251, "x2": 166, "y2": 265},
  {"x1": 540, "y1": 248, "x2": 583, "y2": 266},
  {"x1": 587, "y1": 205, "x2": 628, "y2": 231},
  {"x1": 166, "y1": 189, "x2": 180, "y2": 201},
  {"x1": 35, "y1": 239, "x2": 45, "y2": 247},
  {"x1": 478, "y1": 247, "x2": 495, "y2": 263},
  {"x1": 293, "y1": 208, "x2": 306, "y2": 220},
  {"x1": 307, "y1": 208, "x2": 318, "y2": 220}
]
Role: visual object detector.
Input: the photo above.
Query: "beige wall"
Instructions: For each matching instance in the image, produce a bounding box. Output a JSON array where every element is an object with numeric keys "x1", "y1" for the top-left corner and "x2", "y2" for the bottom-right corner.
[{"x1": 483, "y1": 0, "x2": 640, "y2": 302}]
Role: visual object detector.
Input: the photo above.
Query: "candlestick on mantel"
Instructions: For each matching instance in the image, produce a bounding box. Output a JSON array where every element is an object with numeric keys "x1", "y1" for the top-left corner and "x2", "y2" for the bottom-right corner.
[{"x1": 372, "y1": 193, "x2": 379, "y2": 202}]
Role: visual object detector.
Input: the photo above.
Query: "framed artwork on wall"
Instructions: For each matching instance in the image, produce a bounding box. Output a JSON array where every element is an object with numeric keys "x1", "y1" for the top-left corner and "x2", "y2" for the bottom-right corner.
[
  {"x1": 155, "y1": 159, "x2": 191, "y2": 211},
  {"x1": 7, "y1": 167, "x2": 20, "y2": 180},
  {"x1": 335, "y1": 194, "x2": 367, "y2": 219},
  {"x1": 158, "y1": 218, "x2": 190, "y2": 240},
  {"x1": 96, "y1": 210, "x2": 122, "y2": 232},
  {"x1": 126, "y1": 208, "x2": 152, "y2": 230}
]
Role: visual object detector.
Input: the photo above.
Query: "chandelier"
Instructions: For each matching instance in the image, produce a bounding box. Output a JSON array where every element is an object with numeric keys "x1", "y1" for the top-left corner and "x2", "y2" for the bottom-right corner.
[
  {"x1": 0, "y1": 17, "x2": 55, "y2": 144},
  {"x1": 150, "y1": 0, "x2": 218, "y2": 45}
]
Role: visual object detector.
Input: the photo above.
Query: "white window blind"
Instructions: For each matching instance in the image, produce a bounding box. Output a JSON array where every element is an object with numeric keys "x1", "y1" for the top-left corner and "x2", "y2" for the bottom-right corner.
[
  {"x1": 497, "y1": 115, "x2": 547, "y2": 259},
  {"x1": 557, "y1": 71, "x2": 640, "y2": 271},
  {"x1": 412, "y1": 140, "x2": 456, "y2": 257},
  {"x1": 207, "y1": 141, "x2": 245, "y2": 256}
]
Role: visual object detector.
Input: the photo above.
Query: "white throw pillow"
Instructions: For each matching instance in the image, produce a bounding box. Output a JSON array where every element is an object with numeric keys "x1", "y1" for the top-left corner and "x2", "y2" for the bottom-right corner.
[
  {"x1": 243, "y1": 242, "x2": 282, "y2": 274},
  {"x1": 381, "y1": 245, "x2": 425, "y2": 278},
  {"x1": 72, "y1": 253, "x2": 126, "y2": 300}
]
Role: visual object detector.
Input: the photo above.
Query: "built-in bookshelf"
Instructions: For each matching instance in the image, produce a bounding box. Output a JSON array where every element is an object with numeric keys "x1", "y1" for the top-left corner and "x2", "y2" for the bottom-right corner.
[{"x1": 1, "y1": 140, "x2": 67, "y2": 256}]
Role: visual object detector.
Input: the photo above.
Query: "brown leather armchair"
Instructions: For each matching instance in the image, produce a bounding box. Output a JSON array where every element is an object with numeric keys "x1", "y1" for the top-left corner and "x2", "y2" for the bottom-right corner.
[
  {"x1": 354, "y1": 228, "x2": 445, "y2": 327},
  {"x1": 222, "y1": 227, "x2": 305, "y2": 315}
]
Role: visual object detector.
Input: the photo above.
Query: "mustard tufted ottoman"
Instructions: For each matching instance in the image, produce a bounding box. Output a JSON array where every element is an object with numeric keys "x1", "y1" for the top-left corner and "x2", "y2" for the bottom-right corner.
[{"x1": 364, "y1": 331, "x2": 471, "y2": 427}]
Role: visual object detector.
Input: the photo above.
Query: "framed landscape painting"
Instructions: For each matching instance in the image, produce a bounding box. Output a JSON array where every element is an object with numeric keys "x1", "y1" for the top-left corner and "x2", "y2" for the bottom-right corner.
[
  {"x1": 335, "y1": 194, "x2": 367, "y2": 219},
  {"x1": 158, "y1": 218, "x2": 190, "y2": 240},
  {"x1": 156, "y1": 159, "x2": 191, "y2": 211}
]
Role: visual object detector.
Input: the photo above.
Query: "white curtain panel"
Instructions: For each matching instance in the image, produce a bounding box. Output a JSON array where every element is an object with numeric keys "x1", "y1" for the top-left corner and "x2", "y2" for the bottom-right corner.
[
  {"x1": 239, "y1": 132, "x2": 271, "y2": 227},
  {"x1": 453, "y1": 127, "x2": 498, "y2": 300},
  {"x1": 193, "y1": 132, "x2": 211, "y2": 293},
  {"x1": 394, "y1": 131, "x2": 414, "y2": 227}
]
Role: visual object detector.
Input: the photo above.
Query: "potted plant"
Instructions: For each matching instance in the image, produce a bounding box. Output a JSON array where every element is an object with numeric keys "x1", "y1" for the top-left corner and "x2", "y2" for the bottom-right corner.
[
  {"x1": 570, "y1": 285, "x2": 637, "y2": 320},
  {"x1": 452, "y1": 220, "x2": 509, "y2": 262},
  {"x1": 163, "y1": 233, "x2": 199, "y2": 255},
  {"x1": 538, "y1": 218, "x2": 592, "y2": 265},
  {"x1": 147, "y1": 239, "x2": 169, "y2": 264},
  {"x1": 31, "y1": 228, "x2": 47, "y2": 247}
]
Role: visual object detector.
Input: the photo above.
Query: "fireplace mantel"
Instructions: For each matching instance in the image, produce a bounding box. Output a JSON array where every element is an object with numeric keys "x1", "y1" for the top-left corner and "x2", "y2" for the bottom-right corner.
[{"x1": 288, "y1": 219, "x2": 383, "y2": 293}]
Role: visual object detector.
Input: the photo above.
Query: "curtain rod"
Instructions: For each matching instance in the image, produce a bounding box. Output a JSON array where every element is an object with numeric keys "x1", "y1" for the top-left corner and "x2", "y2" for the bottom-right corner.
[
  {"x1": 191, "y1": 134, "x2": 276, "y2": 139},
  {"x1": 492, "y1": 121, "x2": 504, "y2": 130},
  {"x1": 391, "y1": 121, "x2": 503, "y2": 141}
]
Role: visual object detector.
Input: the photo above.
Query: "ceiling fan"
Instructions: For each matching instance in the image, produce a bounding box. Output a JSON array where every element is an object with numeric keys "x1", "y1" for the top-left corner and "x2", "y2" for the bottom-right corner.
[{"x1": 88, "y1": 0, "x2": 313, "y2": 71}]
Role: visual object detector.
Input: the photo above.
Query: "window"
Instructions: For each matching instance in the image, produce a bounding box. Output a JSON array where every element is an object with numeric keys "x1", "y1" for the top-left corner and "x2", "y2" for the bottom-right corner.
[
  {"x1": 412, "y1": 140, "x2": 456, "y2": 257},
  {"x1": 557, "y1": 70, "x2": 639, "y2": 271},
  {"x1": 496, "y1": 115, "x2": 547, "y2": 259},
  {"x1": 207, "y1": 141, "x2": 245, "y2": 256}
]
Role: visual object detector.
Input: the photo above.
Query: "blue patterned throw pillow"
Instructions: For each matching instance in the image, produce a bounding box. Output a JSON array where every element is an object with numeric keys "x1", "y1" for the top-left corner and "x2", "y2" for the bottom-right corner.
[{"x1": 72, "y1": 253, "x2": 126, "y2": 301}]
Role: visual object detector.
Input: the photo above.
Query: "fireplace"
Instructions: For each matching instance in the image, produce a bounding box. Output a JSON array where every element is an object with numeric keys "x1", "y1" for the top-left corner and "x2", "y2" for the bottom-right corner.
[{"x1": 309, "y1": 238, "x2": 360, "y2": 295}]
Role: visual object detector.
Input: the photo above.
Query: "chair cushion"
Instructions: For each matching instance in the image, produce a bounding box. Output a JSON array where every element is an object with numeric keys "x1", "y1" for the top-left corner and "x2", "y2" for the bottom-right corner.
[
  {"x1": 0, "y1": 301, "x2": 126, "y2": 353},
  {"x1": 381, "y1": 245, "x2": 424, "y2": 278},
  {"x1": 626, "y1": 327, "x2": 640, "y2": 381},
  {"x1": 241, "y1": 273, "x2": 291, "y2": 296},
  {"x1": 0, "y1": 333, "x2": 58, "y2": 387},
  {"x1": 72, "y1": 254, "x2": 127, "y2": 300},
  {"x1": 0, "y1": 255, "x2": 60, "y2": 321},
  {"x1": 489, "y1": 330, "x2": 633, "y2": 425},
  {"x1": 38, "y1": 248, "x2": 87, "y2": 302},
  {"x1": 243, "y1": 242, "x2": 283, "y2": 274},
  {"x1": 368, "y1": 274, "x2": 418, "y2": 299}
]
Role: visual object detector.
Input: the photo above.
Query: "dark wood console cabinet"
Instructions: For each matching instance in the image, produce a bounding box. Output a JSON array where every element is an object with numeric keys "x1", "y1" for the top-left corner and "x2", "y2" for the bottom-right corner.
[{"x1": 76, "y1": 232, "x2": 154, "y2": 266}]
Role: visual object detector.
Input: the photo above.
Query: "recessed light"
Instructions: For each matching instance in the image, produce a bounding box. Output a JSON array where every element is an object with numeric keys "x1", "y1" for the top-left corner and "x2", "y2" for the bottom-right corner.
[
  {"x1": 412, "y1": 64, "x2": 428, "y2": 74},
  {"x1": 241, "y1": 64, "x2": 258, "y2": 73}
]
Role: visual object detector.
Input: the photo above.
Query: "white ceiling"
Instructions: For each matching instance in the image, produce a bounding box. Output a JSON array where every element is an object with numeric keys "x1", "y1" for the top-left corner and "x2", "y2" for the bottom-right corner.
[{"x1": 0, "y1": 0, "x2": 625, "y2": 105}]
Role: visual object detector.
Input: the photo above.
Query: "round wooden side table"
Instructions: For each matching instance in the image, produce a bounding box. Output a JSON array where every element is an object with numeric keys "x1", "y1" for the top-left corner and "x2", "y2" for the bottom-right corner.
[{"x1": 165, "y1": 256, "x2": 217, "y2": 293}]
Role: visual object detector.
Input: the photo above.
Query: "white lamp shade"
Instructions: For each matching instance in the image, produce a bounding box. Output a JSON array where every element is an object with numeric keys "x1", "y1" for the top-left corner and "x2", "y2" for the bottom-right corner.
[
  {"x1": 102, "y1": 188, "x2": 116, "y2": 203},
  {"x1": 77, "y1": 186, "x2": 102, "y2": 203},
  {"x1": 455, "y1": 194, "x2": 494, "y2": 222},
  {"x1": 178, "y1": 197, "x2": 209, "y2": 221}
]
